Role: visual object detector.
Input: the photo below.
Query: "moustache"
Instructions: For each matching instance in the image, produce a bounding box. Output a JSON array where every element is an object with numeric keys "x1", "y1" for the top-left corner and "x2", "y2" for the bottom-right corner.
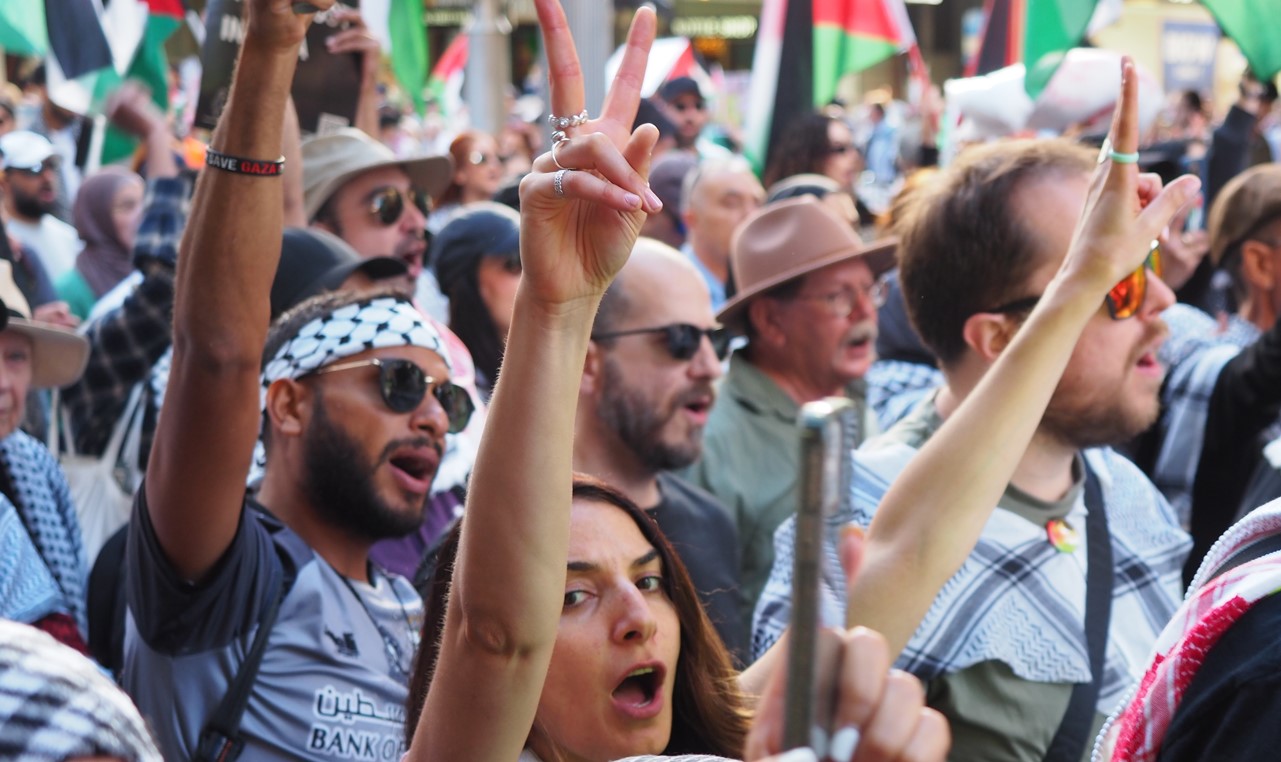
[{"x1": 377, "y1": 436, "x2": 442, "y2": 465}]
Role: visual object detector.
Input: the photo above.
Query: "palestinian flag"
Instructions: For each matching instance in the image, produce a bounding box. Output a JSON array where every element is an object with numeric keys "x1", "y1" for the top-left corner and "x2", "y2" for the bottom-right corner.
[
  {"x1": 1202, "y1": 0, "x2": 1281, "y2": 80},
  {"x1": 427, "y1": 32, "x2": 468, "y2": 120},
  {"x1": 362, "y1": 0, "x2": 430, "y2": 113},
  {"x1": 101, "y1": 0, "x2": 185, "y2": 165},
  {"x1": 967, "y1": 0, "x2": 1102, "y2": 98},
  {"x1": 813, "y1": 0, "x2": 918, "y2": 107},
  {"x1": 745, "y1": 0, "x2": 918, "y2": 175}
]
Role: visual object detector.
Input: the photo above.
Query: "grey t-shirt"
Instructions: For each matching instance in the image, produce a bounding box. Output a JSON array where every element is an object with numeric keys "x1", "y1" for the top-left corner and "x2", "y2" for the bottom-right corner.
[{"x1": 123, "y1": 489, "x2": 423, "y2": 761}]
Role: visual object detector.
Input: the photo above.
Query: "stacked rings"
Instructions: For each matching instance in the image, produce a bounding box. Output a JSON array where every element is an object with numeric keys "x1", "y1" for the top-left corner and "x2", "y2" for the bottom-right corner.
[{"x1": 549, "y1": 109, "x2": 589, "y2": 144}]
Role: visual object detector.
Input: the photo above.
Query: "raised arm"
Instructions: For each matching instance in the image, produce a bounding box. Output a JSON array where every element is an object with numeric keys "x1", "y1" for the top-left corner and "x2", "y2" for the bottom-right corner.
[
  {"x1": 411, "y1": 2, "x2": 661, "y2": 759},
  {"x1": 144, "y1": 0, "x2": 327, "y2": 581},
  {"x1": 847, "y1": 60, "x2": 1201, "y2": 655}
]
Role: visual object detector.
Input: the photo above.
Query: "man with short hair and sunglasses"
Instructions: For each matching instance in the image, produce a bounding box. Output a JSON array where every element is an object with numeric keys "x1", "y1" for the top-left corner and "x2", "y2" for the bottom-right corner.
[
  {"x1": 0, "y1": 131, "x2": 80, "y2": 282},
  {"x1": 121, "y1": 6, "x2": 471, "y2": 758},
  {"x1": 303, "y1": 126, "x2": 446, "y2": 297},
  {"x1": 656, "y1": 76, "x2": 731, "y2": 161},
  {"x1": 684, "y1": 195, "x2": 894, "y2": 640},
  {"x1": 573, "y1": 237, "x2": 745, "y2": 661},
  {"x1": 754, "y1": 138, "x2": 1191, "y2": 762}
]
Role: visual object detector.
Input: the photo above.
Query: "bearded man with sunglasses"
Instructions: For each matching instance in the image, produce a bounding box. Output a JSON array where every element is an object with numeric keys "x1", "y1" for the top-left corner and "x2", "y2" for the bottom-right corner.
[
  {"x1": 573, "y1": 237, "x2": 745, "y2": 661},
  {"x1": 755, "y1": 138, "x2": 1192, "y2": 762},
  {"x1": 684, "y1": 195, "x2": 894, "y2": 642},
  {"x1": 120, "y1": 3, "x2": 471, "y2": 758},
  {"x1": 0, "y1": 131, "x2": 80, "y2": 283}
]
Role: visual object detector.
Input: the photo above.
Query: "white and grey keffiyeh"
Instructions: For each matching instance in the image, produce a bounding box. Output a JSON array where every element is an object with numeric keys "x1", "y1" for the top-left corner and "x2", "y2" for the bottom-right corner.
[
  {"x1": 754, "y1": 432, "x2": 1190, "y2": 717},
  {"x1": 253, "y1": 296, "x2": 446, "y2": 473},
  {"x1": 0, "y1": 620, "x2": 161, "y2": 761}
]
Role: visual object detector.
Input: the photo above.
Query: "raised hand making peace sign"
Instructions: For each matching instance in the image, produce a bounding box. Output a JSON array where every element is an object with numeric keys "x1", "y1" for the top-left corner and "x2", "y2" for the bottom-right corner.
[{"x1": 517, "y1": 0, "x2": 665, "y2": 309}]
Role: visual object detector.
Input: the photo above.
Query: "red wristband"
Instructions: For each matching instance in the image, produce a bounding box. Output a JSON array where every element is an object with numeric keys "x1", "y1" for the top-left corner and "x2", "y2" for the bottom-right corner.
[{"x1": 204, "y1": 148, "x2": 286, "y2": 176}]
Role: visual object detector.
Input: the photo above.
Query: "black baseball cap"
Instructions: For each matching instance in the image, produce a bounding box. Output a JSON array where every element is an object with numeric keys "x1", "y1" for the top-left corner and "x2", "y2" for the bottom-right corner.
[
  {"x1": 270, "y1": 228, "x2": 408, "y2": 318},
  {"x1": 658, "y1": 77, "x2": 703, "y2": 104}
]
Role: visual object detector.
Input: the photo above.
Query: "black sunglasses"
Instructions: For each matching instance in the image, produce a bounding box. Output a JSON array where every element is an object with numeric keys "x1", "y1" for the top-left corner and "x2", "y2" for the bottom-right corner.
[
  {"x1": 368, "y1": 187, "x2": 432, "y2": 227},
  {"x1": 312, "y1": 358, "x2": 474, "y2": 433},
  {"x1": 592, "y1": 323, "x2": 731, "y2": 361}
]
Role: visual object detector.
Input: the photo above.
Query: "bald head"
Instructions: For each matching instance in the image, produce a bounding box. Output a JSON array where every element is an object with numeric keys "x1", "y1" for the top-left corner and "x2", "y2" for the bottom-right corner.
[{"x1": 596, "y1": 238, "x2": 712, "y2": 334}]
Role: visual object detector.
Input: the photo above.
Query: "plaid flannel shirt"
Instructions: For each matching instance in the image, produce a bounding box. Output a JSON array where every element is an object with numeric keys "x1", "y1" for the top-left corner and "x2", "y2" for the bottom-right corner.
[
  {"x1": 60, "y1": 176, "x2": 189, "y2": 460},
  {"x1": 1152, "y1": 304, "x2": 1260, "y2": 525}
]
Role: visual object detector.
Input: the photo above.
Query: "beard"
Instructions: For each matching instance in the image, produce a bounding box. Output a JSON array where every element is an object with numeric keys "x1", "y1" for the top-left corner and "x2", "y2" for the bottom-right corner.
[
  {"x1": 302, "y1": 399, "x2": 432, "y2": 543},
  {"x1": 595, "y1": 356, "x2": 710, "y2": 472},
  {"x1": 11, "y1": 189, "x2": 52, "y2": 220},
  {"x1": 1039, "y1": 328, "x2": 1166, "y2": 450}
]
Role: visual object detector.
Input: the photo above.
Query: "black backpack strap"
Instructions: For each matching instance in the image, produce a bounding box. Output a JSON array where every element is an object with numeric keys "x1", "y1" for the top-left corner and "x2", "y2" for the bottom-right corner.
[
  {"x1": 194, "y1": 564, "x2": 287, "y2": 762},
  {"x1": 1044, "y1": 464, "x2": 1113, "y2": 762}
]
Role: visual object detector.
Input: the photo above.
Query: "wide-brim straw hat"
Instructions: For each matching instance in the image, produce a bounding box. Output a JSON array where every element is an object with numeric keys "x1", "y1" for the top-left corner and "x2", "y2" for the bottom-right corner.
[
  {"x1": 0, "y1": 260, "x2": 88, "y2": 387},
  {"x1": 302, "y1": 127, "x2": 453, "y2": 222},
  {"x1": 716, "y1": 196, "x2": 897, "y2": 332}
]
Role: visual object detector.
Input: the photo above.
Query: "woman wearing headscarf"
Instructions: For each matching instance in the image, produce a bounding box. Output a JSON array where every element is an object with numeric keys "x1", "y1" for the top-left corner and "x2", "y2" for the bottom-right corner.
[{"x1": 56, "y1": 166, "x2": 145, "y2": 319}]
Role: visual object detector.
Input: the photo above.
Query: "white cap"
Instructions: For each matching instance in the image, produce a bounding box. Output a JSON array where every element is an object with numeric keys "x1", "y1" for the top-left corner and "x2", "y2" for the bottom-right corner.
[{"x1": 0, "y1": 131, "x2": 56, "y2": 172}]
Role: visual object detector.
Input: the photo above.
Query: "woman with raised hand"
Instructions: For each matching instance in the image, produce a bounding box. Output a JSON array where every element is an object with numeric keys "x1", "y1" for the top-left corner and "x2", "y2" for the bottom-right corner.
[{"x1": 405, "y1": 1, "x2": 947, "y2": 761}]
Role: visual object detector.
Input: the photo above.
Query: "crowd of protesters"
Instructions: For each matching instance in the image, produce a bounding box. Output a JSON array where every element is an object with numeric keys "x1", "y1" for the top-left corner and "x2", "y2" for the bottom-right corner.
[{"x1": 2, "y1": 1, "x2": 1281, "y2": 761}]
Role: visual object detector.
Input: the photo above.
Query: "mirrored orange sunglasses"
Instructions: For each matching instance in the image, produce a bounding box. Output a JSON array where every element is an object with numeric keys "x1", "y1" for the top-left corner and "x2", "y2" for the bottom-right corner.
[{"x1": 1106, "y1": 242, "x2": 1163, "y2": 320}]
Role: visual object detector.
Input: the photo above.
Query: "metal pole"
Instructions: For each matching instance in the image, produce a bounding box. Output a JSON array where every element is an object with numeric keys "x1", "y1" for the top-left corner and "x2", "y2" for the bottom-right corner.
[{"x1": 465, "y1": 0, "x2": 512, "y2": 136}]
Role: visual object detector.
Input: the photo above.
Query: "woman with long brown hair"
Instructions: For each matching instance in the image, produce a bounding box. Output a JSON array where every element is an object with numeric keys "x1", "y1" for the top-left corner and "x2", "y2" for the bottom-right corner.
[{"x1": 400, "y1": 2, "x2": 949, "y2": 760}]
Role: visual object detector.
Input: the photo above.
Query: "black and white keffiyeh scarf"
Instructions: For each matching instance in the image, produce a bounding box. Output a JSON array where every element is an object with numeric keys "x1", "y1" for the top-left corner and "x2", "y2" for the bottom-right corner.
[{"x1": 0, "y1": 619, "x2": 161, "y2": 761}]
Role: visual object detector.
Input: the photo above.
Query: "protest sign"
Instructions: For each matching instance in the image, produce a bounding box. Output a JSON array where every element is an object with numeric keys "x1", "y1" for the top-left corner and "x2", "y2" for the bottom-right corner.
[{"x1": 195, "y1": 0, "x2": 363, "y2": 134}]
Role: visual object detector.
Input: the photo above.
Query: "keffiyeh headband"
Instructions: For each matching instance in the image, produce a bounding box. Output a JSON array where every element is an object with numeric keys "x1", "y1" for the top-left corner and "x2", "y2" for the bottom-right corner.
[{"x1": 262, "y1": 296, "x2": 448, "y2": 394}]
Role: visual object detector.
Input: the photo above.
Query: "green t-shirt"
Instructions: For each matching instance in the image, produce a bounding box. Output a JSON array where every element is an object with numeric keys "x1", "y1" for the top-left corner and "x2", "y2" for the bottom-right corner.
[{"x1": 55, "y1": 268, "x2": 97, "y2": 321}]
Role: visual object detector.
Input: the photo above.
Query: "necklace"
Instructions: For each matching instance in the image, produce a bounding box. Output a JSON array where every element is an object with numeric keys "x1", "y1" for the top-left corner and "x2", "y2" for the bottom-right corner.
[{"x1": 332, "y1": 565, "x2": 420, "y2": 681}]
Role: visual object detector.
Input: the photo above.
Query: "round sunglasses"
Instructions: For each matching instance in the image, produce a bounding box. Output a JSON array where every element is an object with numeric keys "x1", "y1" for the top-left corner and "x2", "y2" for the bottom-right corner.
[
  {"x1": 367, "y1": 187, "x2": 432, "y2": 227},
  {"x1": 312, "y1": 358, "x2": 474, "y2": 433},
  {"x1": 592, "y1": 323, "x2": 731, "y2": 361}
]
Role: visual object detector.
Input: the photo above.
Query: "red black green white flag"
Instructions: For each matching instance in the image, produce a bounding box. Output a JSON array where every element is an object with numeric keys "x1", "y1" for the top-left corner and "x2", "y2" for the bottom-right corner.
[
  {"x1": 745, "y1": 0, "x2": 919, "y2": 175},
  {"x1": 813, "y1": 0, "x2": 918, "y2": 107},
  {"x1": 967, "y1": 0, "x2": 1103, "y2": 98}
]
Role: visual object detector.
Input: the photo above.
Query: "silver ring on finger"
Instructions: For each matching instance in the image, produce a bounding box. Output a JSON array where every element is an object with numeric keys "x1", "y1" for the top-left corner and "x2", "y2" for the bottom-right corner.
[
  {"x1": 551, "y1": 139, "x2": 574, "y2": 171},
  {"x1": 553, "y1": 168, "x2": 570, "y2": 199},
  {"x1": 548, "y1": 109, "x2": 589, "y2": 132}
]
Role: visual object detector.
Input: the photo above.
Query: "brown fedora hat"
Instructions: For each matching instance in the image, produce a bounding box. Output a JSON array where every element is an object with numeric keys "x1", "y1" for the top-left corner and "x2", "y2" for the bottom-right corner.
[
  {"x1": 0, "y1": 261, "x2": 88, "y2": 388},
  {"x1": 717, "y1": 196, "x2": 896, "y2": 330}
]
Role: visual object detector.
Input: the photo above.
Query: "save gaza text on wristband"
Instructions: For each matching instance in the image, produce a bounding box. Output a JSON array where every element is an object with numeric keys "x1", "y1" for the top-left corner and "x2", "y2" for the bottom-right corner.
[{"x1": 204, "y1": 148, "x2": 286, "y2": 177}]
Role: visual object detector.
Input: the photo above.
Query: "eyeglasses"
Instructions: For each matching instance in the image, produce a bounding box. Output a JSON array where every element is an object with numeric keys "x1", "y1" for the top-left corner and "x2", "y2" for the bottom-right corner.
[
  {"x1": 592, "y1": 323, "x2": 731, "y2": 361},
  {"x1": 792, "y1": 283, "x2": 885, "y2": 316},
  {"x1": 671, "y1": 100, "x2": 706, "y2": 113},
  {"x1": 367, "y1": 187, "x2": 431, "y2": 227},
  {"x1": 467, "y1": 151, "x2": 500, "y2": 166},
  {"x1": 311, "y1": 358, "x2": 475, "y2": 433},
  {"x1": 985, "y1": 243, "x2": 1164, "y2": 321},
  {"x1": 1106, "y1": 243, "x2": 1163, "y2": 320}
]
